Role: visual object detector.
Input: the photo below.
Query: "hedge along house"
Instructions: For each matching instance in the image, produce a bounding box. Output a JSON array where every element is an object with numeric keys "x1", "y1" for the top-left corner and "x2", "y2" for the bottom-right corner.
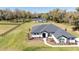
[{"x1": 31, "y1": 24, "x2": 76, "y2": 45}]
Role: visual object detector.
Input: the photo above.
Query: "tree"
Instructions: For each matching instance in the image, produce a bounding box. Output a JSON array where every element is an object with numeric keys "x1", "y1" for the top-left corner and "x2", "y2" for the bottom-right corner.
[
  {"x1": 48, "y1": 9, "x2": 66, "y2": 23},
  {"x1": 76, "y1": 7, "x2": 79, "y2": 12}
]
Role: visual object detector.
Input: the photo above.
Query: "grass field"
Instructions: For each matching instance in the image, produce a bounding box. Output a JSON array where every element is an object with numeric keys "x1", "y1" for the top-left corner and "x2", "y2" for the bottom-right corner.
[
  {"x1": 0, "y1": 21, "x2": 79, "y2": 51},
  {"x1": 0, "y1": 25, "x2": 17, "y2": 35}
]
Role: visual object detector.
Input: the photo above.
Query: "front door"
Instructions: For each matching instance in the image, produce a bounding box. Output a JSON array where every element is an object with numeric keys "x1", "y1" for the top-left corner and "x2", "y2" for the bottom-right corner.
[{"x1": 42, "y1": 33, "x2": 46, "y2": 38}]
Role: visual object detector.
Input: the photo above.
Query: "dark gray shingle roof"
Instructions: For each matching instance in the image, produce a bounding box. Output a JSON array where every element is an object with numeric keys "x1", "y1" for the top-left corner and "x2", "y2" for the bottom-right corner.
[
  {"x1": 32, "y1": 24, "x2": 59, "y2": 33},
  {"x1": 31, "y1": 24, "x2": 76, "y2": 39},
  {"x1": 32, "y1": 24, "x2": 46, "y2": 33},
  {"x1": 53, "y1": 29, "x2": 75, "y2": 39}
]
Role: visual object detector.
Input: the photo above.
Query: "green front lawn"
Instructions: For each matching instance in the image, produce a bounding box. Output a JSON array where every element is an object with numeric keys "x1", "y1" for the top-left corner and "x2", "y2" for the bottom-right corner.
[
  {"x1": 0, "y1": 22, "x2": 47, "y2": 50},
  {"x1": 0, "y1": 25, "x2": 17, "y2": 35}
]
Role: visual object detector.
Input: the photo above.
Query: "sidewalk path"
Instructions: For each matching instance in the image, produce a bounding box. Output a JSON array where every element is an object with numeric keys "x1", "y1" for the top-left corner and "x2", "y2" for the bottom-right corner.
[{"x1": 43, "y1": 38, "x2": 79, "y2": 47}]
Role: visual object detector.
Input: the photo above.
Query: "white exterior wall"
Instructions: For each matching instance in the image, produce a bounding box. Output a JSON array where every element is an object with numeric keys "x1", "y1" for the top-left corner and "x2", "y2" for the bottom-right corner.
[
  {"x1": 48, "y1": 36, "x2": 53, "y2": 38},
  {"x1": 64, "y1": 38, "x2": 67, "y2": 43},
  {"x1": 60, "y1": 37, "x2": 67, "y2": 44},
  {"x1": 77, "y1": 43, "x2": 79, "y2": 45},
  {"x1": 31, "y1": 34, "x2": 42, "y2": 37},
  {"x1": 42, "y1": 32, "x2": 48, "y2": 38},
  {"x1": 75, "y1": 38, "x2": 79, "y2": 45},
  {"x1": 52, "y1": 34, "x2": 59, "y2": 43},
  {"x1": 48, "y1": 33, "x2": 53, "y2": 38},
  {"x1": 69, "y1": 40, "x2": 75, "y2": 43},
  {"x1": 31, "y1": 33, "x2": 59, "y2": 43},
  {"x1": 32, "y1": 32, "x2": 48, "y2": 38}
]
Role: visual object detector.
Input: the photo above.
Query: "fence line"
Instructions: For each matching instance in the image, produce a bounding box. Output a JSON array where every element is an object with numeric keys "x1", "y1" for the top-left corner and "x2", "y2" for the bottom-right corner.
[{"x1": 0, "y1": 23, "x2": 25, "y2": 36}]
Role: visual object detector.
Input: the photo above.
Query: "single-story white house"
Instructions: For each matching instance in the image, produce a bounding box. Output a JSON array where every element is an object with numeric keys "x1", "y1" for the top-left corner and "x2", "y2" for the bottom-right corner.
[
  {"x1": 31, "y1": 24, "x2": 77, "y2": 44},
  {"x1": 75, "y1": 38, "x2": 79, "y2": 45}
]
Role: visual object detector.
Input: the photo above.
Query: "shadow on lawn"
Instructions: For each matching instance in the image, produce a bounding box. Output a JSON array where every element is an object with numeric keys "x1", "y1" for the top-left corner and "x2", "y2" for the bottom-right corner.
[
  {"x1": 23, "y1": 46, "x2": 79, "y2": 51},
  {"x1": 23, "y1": 47, "x2": 49, "y2": 51}
]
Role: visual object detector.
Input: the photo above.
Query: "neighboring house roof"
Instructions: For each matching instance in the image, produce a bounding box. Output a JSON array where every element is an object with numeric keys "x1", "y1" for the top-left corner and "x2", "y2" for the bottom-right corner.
[
  {"x1": 32, "y1": 18, "x2": 46, "y2": 21},
  {"x1": 31, "y1": 24, "x2": 76, "y2": 39}
]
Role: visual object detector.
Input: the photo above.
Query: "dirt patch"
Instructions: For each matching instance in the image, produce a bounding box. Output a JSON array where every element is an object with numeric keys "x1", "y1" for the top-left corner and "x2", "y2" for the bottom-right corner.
[
  {"x1": 47, "y1": 38, "x2": 56, "y2": 45},
  {"x1": 27, "y1": 38, "x2": 46, "y2": 47},
  {"x1": 75, "y1": 31, "x2": 79, "y2": 34}
]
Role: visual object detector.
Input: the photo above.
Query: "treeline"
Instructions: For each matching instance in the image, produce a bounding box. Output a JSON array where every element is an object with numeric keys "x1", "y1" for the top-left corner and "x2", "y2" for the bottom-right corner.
[
  {"x1": 0, "y1": 8, "x2": 79, "y2": 29},
  {"x1": 0, "y1": 8, "x2": 79, "y2": 23},
  {"x1": 0, "y1": 9, "x2": 32, "y2": 22}
]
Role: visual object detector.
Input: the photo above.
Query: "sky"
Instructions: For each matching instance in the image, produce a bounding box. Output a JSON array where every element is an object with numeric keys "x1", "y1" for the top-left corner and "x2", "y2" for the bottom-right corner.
[{"x1": 0, "y1": 7, "x2": 76, "y2": 13}]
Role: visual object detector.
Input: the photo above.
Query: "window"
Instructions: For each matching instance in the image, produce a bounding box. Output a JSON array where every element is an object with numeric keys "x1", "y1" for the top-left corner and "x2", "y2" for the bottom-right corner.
[
  {"x1": 33, "y1": 33, "x2": 39, "y2": 35},
  {"x1": 48, "y1": 33, "x2": 52, "y2": 37},
  {"x1": 34, "y1": 33, "x2": 36, "y2": 35},
  {"x1": 58, "y1": 36, "x2": 67, "y2": 44},
  {"x1": 37, "y1": 33, "x2": 39, "y2": 35}
]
